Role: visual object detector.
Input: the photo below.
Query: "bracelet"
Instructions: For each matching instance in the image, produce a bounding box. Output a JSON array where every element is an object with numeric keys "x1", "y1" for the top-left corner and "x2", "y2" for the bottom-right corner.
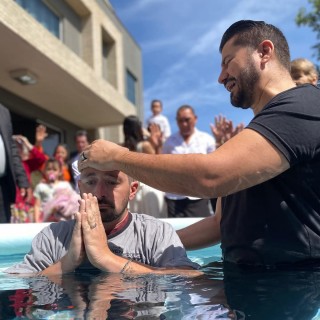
[{"x1": 120, "y1": 258, "x2": 132, "y2": 274}]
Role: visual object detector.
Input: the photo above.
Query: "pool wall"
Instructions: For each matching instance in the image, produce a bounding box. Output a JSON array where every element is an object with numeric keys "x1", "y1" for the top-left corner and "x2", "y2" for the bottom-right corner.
[{"x1": 0, "y1": 218, "x2": 214, "y2": 256}]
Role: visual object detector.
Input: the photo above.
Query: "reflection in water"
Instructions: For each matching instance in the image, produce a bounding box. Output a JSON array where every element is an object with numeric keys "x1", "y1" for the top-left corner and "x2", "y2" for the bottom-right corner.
[
  {"x1": 223, "y1": 264, "x2": 320, "y2": 320},
  {"x1": 1, "y1": 263, "x2": 320, "y2": 319},
  {"x1": 0, "y1": 268, "x2": 226, "y2": 319}
]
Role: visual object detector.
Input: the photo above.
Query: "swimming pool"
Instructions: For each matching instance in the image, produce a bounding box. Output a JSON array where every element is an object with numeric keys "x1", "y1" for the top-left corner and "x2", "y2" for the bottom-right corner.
[{"x1": 1, "y1": 220, "x2": 320, "y2": 319}]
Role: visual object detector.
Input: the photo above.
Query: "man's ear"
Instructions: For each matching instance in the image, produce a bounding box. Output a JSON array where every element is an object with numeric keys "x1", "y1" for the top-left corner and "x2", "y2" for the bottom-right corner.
[
  {"x1": 257, "y1": 40, "x2": 274, "y2": 65},
  {"x1": 129, "y1": 181, "x2": 140, "y2": 200}
]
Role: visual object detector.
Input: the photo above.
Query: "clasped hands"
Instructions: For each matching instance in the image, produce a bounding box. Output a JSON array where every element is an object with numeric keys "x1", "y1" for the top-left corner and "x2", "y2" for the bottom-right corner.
[{"x1": 62, "y1": 193, "x2": 111, "y2": 273}]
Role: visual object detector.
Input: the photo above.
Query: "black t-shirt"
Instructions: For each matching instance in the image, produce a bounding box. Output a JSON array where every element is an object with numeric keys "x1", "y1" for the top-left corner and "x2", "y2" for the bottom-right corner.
[{"x1": 221, "y1": 84, "x2": 320, "y2": 266}]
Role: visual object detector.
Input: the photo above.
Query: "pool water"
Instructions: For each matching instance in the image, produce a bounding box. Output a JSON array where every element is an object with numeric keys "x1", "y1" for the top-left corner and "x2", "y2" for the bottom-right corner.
[
  {"x1": 2, "y1": 252, "x2": 320, "y2": 319},
  {"x1": 0, "y1": 246, "x2": 225, "y2": 319},
  {"x1": 1, "y1": 221, "x2": 320, "y2": 319}
]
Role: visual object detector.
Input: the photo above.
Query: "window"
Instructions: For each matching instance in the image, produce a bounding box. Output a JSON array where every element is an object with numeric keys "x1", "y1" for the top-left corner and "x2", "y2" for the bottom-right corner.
[
  {"x1": 126, "y1": 70, "x2": 137, "y2": 105},
  {"x1": 101, "y1": 29, "x2": 117, "y2": 88},
  {"x1": 16, "y1": 0, "x2": 61, "y2": 38},
  {"x1": 102, "y1": 42, "x2": 109, "y2": 79}
]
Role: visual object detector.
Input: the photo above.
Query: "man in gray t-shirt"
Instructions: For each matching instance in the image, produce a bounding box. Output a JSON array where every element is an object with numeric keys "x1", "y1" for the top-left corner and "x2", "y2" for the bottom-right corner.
[{"x1": 6, "y1": 167, "x2": 199, "y2": 275}]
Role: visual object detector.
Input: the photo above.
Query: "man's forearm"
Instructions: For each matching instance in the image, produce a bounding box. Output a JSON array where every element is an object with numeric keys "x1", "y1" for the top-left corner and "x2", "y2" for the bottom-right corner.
[
  {"x1": 81, "y1": 130, "x2": 290, "y2": 200},
  {"x1": 79, "y1": 140, "x2": 217, "y2": 198},
  {"x1": 96, "y1": 254, "x2": 201, "y2": 276},
  {"x1": 178, "y1": 202, "x2": 222, "y2": 250},
  {"x1": 118, "y1": 151, "x2": 214, "y2": 198}
]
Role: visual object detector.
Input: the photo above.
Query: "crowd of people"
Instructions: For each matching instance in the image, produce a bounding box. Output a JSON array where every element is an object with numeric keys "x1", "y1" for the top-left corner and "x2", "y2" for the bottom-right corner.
[
  {"x1": 1, "y1": 95, "x2": 246, "y2": 224},
  {"x1": 0, "y1": 121, "x2": 90, "y2": 224}
]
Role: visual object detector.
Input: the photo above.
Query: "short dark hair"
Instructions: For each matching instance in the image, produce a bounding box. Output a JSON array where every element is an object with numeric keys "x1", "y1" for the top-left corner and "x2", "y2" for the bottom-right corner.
[
  {"x1": 176, "y1": 104, "x2": 196, "y2": 117},
  {"x1": 219, "y1": 20, "x2": 290, "y2": 71},
  {"x1": 151, "y1": 99, "x2": 163, "y2": 108},
  {"x1": 75, "y1": 130, "x2": 88, "y2": 139}
]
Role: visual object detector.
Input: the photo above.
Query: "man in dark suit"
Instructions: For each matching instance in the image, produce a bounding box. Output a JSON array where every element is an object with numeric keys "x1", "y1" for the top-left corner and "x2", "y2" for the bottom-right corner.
[{"x1": 0, "y1": 104, "x2": 29, "y2": 223}]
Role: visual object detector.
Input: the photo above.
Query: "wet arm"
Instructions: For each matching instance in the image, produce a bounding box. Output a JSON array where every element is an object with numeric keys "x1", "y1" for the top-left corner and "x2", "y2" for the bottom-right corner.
[
  {"x1": 177, "y1": 198, "x2": 221, "y2": 250},
  {"x1": 80, "y1": 129, "x2": 289, "y2": 198}
]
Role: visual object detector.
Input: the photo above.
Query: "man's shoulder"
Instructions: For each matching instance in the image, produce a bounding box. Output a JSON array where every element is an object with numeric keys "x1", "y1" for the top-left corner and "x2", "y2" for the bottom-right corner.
[
  {"x1": 255, "y1": 84, "x2": 320, "y2": 121},
  {"x1": 271, "y1": 84, "x2": 320, "y2": 106},
  {"x1": 194, "y1": 128, "x2": 212, "y2": 137},
  {"x1": 131, "y1": 212, "x2": 164, "y2": 223},
  {"x1": 193, "y1": 128, "x2": 215, "y2": 143},
  {"x1": 130, "y1": 212, "x2": 174, "y2": 230},
  {"x1": 43, "y1": 220, "x2": 75, "y2": 237}
]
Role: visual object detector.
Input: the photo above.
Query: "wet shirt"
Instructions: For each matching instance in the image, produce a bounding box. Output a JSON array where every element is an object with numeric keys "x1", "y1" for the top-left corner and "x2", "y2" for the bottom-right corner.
[{"x1": 5, "y1": 212, "x2": 199, "y2": 273}]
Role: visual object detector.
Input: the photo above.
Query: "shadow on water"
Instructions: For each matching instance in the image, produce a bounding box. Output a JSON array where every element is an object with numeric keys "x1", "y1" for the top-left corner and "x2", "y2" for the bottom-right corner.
[{"x1": 1, "y1": 262, "x2": 320, "y2": 319}]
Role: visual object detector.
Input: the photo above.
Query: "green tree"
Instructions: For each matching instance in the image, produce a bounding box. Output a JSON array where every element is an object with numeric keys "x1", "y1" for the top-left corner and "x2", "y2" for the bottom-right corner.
[{"x1": 296, "y1": 0, "x2": 320, "y2": 61}]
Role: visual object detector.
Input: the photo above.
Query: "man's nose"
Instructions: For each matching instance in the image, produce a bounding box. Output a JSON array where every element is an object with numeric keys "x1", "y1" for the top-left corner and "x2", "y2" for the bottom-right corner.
[
  {"x1": 94, "y1": 182, "x2": 109, "y2": 198},
  {"x1": 218, "y1": 68, "x2": 228, "y2": 84}
]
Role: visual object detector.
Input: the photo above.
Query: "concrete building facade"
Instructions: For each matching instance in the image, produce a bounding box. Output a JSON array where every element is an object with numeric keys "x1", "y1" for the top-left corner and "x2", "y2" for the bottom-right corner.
[{"x1": 0, "y1": 0, "x2": 143, "y2": 155}]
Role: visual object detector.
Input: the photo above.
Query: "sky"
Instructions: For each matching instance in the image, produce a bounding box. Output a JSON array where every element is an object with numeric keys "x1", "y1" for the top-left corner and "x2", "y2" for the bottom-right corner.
[{"x1": 109, "y1": 0, "x2": 317, "y2": 135}]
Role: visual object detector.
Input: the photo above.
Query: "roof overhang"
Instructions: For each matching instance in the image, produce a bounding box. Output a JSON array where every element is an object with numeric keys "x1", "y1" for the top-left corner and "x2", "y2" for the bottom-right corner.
[{"x1": 0, "y1": 3, "x2": 136, "y2": 129}]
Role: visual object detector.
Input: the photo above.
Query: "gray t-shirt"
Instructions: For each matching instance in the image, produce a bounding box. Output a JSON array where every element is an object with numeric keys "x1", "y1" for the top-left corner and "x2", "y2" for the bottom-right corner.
[{"x1": 5, "y1": 212, "x2": 199, "y2": 273}]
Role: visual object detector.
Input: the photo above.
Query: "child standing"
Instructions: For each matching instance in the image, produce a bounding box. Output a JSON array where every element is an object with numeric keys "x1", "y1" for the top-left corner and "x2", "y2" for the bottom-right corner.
[
  {"x1": 33, "y1": 158, "x2": 78, "y2": 222},
  {"x1": 146, "y1": 99, "x2": 171, "y2": 142}
]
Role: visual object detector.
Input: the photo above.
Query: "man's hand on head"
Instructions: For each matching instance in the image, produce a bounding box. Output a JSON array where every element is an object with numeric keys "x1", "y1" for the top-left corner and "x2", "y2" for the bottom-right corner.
[{"x1": 78, "y1": 139, "x2": 129, "y2": 172}]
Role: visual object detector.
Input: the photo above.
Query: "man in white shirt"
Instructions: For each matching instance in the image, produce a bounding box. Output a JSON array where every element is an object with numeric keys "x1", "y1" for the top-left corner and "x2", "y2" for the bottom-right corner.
[{"x1": 162, "y1": 105, "x2": 216, "y2": 217}]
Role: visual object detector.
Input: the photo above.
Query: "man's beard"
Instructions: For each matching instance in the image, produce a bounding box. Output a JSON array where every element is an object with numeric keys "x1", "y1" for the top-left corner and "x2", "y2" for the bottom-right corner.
[
  {"x1": 230, "y1": 58, "x2": 259, "y2": 109},
  {"x1": 98, "y1": 197, "x2": 128, "y2": 223}
]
